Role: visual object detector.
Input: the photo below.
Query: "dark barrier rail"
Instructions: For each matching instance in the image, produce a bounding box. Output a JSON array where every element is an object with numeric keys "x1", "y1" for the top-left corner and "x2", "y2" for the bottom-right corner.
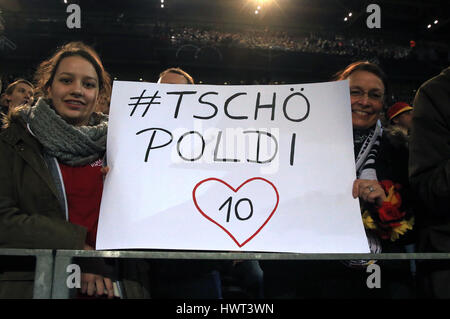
[
  {"x1": 0, "y1": 249, "x2": 54, "y2": 299},
  {"x1": 3, "y1": 249, "x2": 450, "y2": 298},
  {"x1": 51, "y1": 250, "x2": 450, "y2": 299}
]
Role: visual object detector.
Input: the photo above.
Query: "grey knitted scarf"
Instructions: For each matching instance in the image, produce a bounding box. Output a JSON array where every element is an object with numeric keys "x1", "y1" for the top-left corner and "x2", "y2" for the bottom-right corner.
[{"x1": 21, "y1": 97, "x2": 108, "y2": 166}]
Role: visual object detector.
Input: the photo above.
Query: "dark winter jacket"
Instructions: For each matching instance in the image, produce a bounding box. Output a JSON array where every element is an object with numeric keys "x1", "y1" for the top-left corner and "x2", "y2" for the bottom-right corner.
[
  {"x1": 409, "y1": 67, "x2": 450, "y2": 251},
  {"x1": 409, "y1": 67, "x2": 450, "y2": 297},
  {"x1": 0, "y1": 114, "x2": 150, "y2": 298}
]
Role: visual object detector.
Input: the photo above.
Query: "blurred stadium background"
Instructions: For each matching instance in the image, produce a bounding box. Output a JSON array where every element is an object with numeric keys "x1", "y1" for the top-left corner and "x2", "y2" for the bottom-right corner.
[{"x1": 1, "y1": 0, "x2": 449, "y2": 104}]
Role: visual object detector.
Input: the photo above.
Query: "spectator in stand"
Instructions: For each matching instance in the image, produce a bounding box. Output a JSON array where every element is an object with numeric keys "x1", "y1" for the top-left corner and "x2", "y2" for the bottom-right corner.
[
  {"x1": 409, "y1": 66, "x2": 450, "y2": 298},
  {"x1": 333, "y1": 62, "x2": 416, "y2": 298},
  {"x1": 384, "y1": 101, "x2": 418, "y2": 289},
  {"x1": 387, "y1": 101, "x2": 413, "y2": 133},
  {"x1": 0, "y1": 79, "x2": 34, "y2": 116},
  {"x1": 262, "y1": 61, "x2": 416, "y2": 298},
  {"x1": 158, "y1": 67, "x2": 194, "y2": 84},
  {"x1": 0, "y1": 42, "x2": 150, "y2": 299}
]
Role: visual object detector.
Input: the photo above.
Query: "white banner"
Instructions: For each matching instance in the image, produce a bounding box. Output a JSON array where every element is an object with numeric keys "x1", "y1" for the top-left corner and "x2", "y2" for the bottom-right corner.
[{"x1": 96, "y1": 80, "x2": 369, "y2": 253}]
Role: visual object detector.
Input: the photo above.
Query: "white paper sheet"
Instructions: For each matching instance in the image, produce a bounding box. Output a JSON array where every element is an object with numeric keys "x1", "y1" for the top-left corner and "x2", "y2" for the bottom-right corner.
[{"x1": 96, "y1": 80, "x2": 369, "y2": 253}]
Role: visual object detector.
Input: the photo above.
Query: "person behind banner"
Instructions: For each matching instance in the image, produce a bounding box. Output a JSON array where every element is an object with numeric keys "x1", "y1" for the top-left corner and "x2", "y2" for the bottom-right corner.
[
  {"x1": 158, "y1": 67, "x2": 194, "y2": 85},
  {"x1": 261, "y1": 61, "x2": 416, "y2": 298},
  {"x1": 157, "y1": 67, "x2": 266, "y2": 298},
  {"x1": 409, "y1": 66, "x2": 450, "y2": 298},
  {"x1": 0, "y1": 42, "x2": 150, "y2": 299},
  {"x1": 387, "y1": 101, "x2": 413, "y2": 133},
  {"x1": 144, "y1": 67, "x2": 226, "y2": 298},
  {"x1": 383, "y1": 100, "x2": 418, "y2": 284}
]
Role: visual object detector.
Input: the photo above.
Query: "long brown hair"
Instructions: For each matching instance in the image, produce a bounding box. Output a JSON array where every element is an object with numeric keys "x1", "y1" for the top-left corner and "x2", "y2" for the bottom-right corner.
[{"x1": 34, "y1": 41, "x2": 111, "y2": 102}]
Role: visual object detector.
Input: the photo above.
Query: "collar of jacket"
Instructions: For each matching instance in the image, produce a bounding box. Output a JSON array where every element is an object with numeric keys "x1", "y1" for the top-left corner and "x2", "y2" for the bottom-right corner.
[{"x1": 1, "y1": 118, "x2": 61, "y2": 203}]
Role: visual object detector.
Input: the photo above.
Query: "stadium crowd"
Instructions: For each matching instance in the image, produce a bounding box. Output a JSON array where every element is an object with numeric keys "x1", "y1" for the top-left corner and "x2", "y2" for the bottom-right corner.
[{"x1": 160, "y1": 25, "x2": 413, "y2": 59}]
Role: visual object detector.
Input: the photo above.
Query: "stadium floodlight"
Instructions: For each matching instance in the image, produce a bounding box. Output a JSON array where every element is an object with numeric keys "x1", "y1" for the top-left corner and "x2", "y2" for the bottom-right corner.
[{"x1": 256, "y1": 0, "x2": 274, "y2": 6}]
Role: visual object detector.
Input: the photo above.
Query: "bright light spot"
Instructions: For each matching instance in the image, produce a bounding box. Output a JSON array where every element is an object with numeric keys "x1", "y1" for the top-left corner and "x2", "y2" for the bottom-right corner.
[
  {"x1": 64, "y1": 0, "x2": 67, "y2": 3},
  {"x1": 348, "y1": 12, "x2": 352, "y2": 17},
  {"x1": 434, "y1": 20, "x2": 438, "y2": 24},
  {"x1": 255, "y1": 10, "x2": 259, "y2": 14},
  {"x1": 161, "y1": 4, "x2": 164, "y2": 8},
  {"x1": 427, "y1": 24, "x2": 432, "y2": 28},
  {"x1": 257, "y1": 5, "x2": 261, "y2": 10},
  {"x1": 161, "y1": 0, "x2": 164, "y2": 2},
  {"x1": 139, "y1": 78, "x2": 143, "y2": 81},
  {"x1": 344, "y1": 17, "x2": 348, "y2": 21}
]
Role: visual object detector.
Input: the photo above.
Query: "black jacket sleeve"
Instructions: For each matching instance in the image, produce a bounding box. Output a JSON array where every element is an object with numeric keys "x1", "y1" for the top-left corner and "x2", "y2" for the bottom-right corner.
[{"x1": 409, "y1": 67, "x2": 450, "y2": 217}]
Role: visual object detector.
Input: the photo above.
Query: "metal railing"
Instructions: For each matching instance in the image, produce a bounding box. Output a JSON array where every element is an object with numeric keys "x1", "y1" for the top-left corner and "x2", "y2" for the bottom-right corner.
[
  {"x1": 0, "y1": 248, "x2": 54, "y2": 299},
  {"x1": 3, "y1": 249, "x2": 450, "y2": 298}
]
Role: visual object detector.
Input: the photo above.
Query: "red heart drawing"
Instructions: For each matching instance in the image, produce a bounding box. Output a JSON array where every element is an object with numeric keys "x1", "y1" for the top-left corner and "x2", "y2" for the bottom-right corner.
[{"x1": 192, "y1": 177, "x2": 279, "y2": 247}]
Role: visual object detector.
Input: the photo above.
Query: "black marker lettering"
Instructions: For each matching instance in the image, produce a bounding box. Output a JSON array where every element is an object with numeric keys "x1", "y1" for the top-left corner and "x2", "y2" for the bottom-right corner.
[
  {"x1": 224, "y1": 92, "x2": 248, "y2": 120},
  {"x1": 254, "y1": 92, "x2": 276, "y2": 121},
  {"x1": 290, "y1": 133, "x2": 296, "y2": 166},
  {"x1": 128, "y1": 90, "x2": 161, "y2": 117},
  {"x1": 244, "y1": 130, "x2": 278, "y2": 164},
  {"x1": 219, "y1": 197, "x2": 253, "y2": 222},
  {"x1": 136, "y1": 128, "x2": 173, "y2": 162},
  {"x1": 166, "y1": 91, "x2": 197, "y2": 118},
  {"x1": 176, "y1": 131, "x2": 205, "y2": 162},
  {"x1": 214, "y1": 131, "x2": 240, "y2": 162},
  {"x1": 219, "y1": 196, "x2": 233, "y2": 222},
  {"x1": 235, "y1": 198, "x2": 253, "y2": 221},
  {"x1": 195, "y1": 92, "x2": 219, "y2": 120},
  {"x1": 283, "y1": 91, "x2": 310, "y2": 122}
]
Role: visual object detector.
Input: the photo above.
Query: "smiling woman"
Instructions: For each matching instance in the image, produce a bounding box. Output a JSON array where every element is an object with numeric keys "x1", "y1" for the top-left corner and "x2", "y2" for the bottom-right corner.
[
  {"x1": 333, "y1": 61, "x2": 388, "y2": 181},
  {"x1": 348, "y1": 71, "x2": 385, "y2": 130},
  {"x1": 0, "y1": 42, "x2": 150, "y2": 299},
  {"x1": 34, "y1": 42, "x2": 111, "y2": 115},
  {"x1": 262, "y1": 61, "x2": 416, "y2": 299},
  {"x1": 334, "y1": 61, "x2": 387, "y2": 130},
  {"x1": 47, "y1": 55, "x2": 100, "y2": 126},
  {"x1": 315, "y1": 61, "x2": 416, "y2": 295}
]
